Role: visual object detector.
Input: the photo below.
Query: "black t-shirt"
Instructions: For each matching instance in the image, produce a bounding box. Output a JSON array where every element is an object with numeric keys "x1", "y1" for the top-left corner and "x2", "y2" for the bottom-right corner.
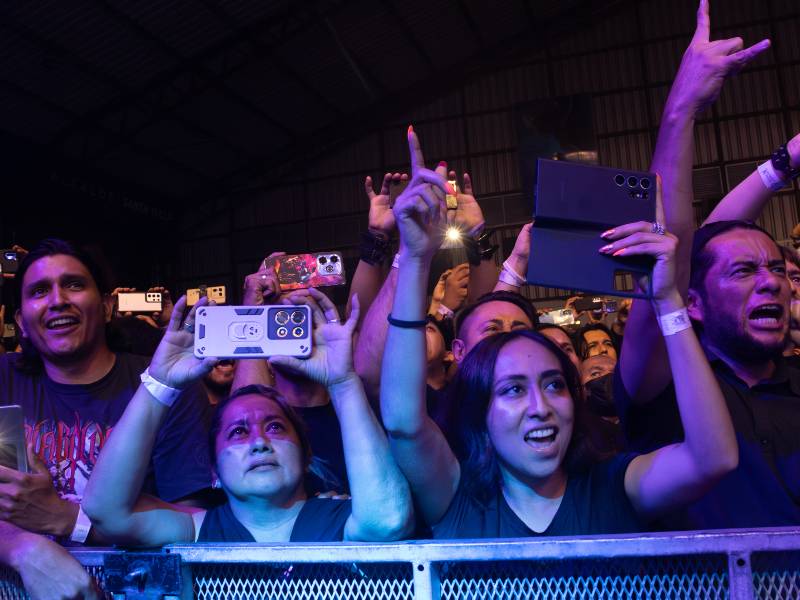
[
  {"x1": 196, "y1": 497, "x2": 352, "y2": 542},
  {"x1": 614, "y1": 358, "x2": 800, "y2": 529},
  {"x1": 294, "y1": 402, "x2": 349, "y2": 494},
  {"x1": 431, "y1": 454, "x2": 641, "y2": 539},
  {"x1": 0, "y1": 352, "x2": 212, "y2": 503}
]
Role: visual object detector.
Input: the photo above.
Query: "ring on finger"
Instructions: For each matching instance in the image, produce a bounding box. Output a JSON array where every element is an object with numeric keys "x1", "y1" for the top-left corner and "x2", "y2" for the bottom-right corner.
[
  {"x1": 651, "y1": 221, "x2": 666, "y2": 235},
  {"x1": 327, "y1": 318, "x2": 340, "y2": 324},
  {"x1": 183, "y1": 321, "x2": 195, "y2": 333}
]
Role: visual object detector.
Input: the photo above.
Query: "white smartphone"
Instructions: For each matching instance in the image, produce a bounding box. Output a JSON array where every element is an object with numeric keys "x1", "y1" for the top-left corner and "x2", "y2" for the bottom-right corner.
[
  {"x1": 0, "y1": 405, "x2": 29, "y2": 472},
  {"x1": 187, "y1": 285, "x2": 227, "y2": 307},
  {"x1": 117, "y1": 292, "x2": 162, "y2": 313},
  {"x1": 194, "y1": 305, "x2": 312, "y2": 359}
]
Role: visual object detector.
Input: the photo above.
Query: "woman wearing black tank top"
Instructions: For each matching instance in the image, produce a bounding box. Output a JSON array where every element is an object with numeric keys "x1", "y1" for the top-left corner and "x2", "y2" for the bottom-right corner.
[{"x1": 84, "y1": 291, "x2": 413, "y2": 544}]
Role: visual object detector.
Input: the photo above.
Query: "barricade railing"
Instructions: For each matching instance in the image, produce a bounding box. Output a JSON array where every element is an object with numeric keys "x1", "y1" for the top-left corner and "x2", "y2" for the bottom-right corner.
[{"x1": 2, "y1": 527, "x2": 799, "y2": 599}]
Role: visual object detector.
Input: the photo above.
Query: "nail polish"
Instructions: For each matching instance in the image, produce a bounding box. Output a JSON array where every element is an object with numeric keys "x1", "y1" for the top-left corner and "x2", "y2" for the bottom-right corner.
[
  {"x1": 613, "y1": 248, "x2": 625, "y2": 257},
  {"x1": 600, "y1": 229, "x2": 615, "y2": 238},
  {"x1": 408, "y1": 125, "x2": 414, "y2": 134},
  {"x1": 599, "y1": 244, "x2": 613, "y2": 253}
]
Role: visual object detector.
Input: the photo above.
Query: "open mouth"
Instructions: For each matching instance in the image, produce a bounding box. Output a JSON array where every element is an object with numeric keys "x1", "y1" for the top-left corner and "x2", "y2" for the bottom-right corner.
[
  {"x1": 748, "y1": 304, "x2": 784, "y2": 328},
  {"x1": 524, "y1": 426, "x2": 559, "y2": 450},
  {"x1": 45, "y1": 316, "x2": 80, "y2": 330},
  {"x1": 248, "y1": 461, "x2": 278, "y2": 472}
]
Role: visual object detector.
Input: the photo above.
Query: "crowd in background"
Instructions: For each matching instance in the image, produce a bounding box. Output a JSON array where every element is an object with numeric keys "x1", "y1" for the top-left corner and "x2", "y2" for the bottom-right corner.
[{"x1": 1, "y1": 2, "x2": 800, "y2": 599}]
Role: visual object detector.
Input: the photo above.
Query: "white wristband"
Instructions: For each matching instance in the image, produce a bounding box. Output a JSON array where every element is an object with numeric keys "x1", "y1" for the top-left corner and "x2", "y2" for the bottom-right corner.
[
  {"x1": 758, "y1": 160, "x2": 787, "y2": 192},
  {"x1": 436, "y1": 304, "x2": 455, "y2": 319},
  {"x1": 140, "y1": 368, "x2": 181, "y2": 407},
  {"x1": 500, "y1": 259, "x2": 527, "y2": 286},
  {"x1": 70, "y1": 504, "x2": 92, "y2": 543},
  {"x1": 497, "y1": 269, "x2": 522, "y2": 288},
  {"x1": 391, "y1": 253, "x2": 400, "y2": 269},
  {"x1": 658, "y1": 307, "x2": 692, "y2": 337}
]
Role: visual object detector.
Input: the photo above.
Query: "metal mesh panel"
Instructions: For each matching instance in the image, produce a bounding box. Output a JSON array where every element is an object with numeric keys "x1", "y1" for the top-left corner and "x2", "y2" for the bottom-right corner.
[
  {"x1": 0, "y1": 565, "x2": 110, "y2": 600},
  {"x1": 752, "y1": 550, "x2": 800, "y2": 600},
  {"x1": 193, "y1": 562, "x2": 413, "y2": 600},
  {"x1": 439, "y1": 555, "x2": 729, "y2": 600}
]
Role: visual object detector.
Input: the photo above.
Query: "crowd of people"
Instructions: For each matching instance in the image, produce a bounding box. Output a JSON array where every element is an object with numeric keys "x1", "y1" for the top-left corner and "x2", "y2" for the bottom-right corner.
[{"x1": 1, "y1": 2, "x2": 800, "y2": 598}]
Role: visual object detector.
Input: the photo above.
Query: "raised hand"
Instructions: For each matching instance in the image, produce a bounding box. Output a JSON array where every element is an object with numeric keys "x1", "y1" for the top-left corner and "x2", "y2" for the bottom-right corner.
[
  {"x1": 393, "y1": 127, "x2": 449, "y2": 260},
  {"x1": 599, "y1": 177, "x2": 681, "y2": 311},
  {"x1": 147, "y1": 296, "x2": 218, "y2": 389},
  {"x1": 442, "y1": 262, "x2": 470, "y2": 311},
  {"x1": 268, "y1": 288, "x2": 359, "y2": 387},
  {"x1": 243, "y1": 253, "x2": 284, "y2": 305},
  {"x1": 147, "y1": 286, "x2": 173, "y2": 326},
  {"x1": 447, "y1": 171, "x2": 485, "y2": 236},
  {"x1": 366, "y1": 173, "x2": 407, "y2": 236},
  {"x1": 669, "y1": 0, "x2": 770, "y2": 117},
  {"x1": 13, "y1": 534, "x2": 99, "y2": 600}
]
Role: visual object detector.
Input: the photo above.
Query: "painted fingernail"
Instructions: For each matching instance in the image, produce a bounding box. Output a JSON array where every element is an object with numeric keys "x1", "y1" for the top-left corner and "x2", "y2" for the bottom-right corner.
[
  {"x1": 613, "y1": 248, "x2": 625, "y2": 257},
  {"x1": 438, "y1": 161, "x2": 447, "y2": 168},
  {"x1": 599, "y1": 244, "x2": 613, "y2": 253},
  {"x1": 600, "y1": 229, "x2": 615, "y2": 238},
  {"x1": 407, "y1": 125, "x2": 414, "y2": 134}
]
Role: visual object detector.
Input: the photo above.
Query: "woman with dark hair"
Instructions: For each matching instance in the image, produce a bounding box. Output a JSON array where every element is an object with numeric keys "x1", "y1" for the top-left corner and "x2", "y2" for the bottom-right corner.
[
  {"x1": 380, "y1": 129, "x2": 738, "y2": 537},
  {"x1": 83, "y1": 289, "x2": 413, "y2": 543}
]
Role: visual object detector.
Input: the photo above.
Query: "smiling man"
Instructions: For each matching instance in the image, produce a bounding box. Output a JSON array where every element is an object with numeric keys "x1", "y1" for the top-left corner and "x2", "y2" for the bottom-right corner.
[
  {"x1": 0, "y1": 238, "x2": 212, "y2": 599},
  {"x1": 617, "y1": 220, "x2": 800, "y2": 529}
]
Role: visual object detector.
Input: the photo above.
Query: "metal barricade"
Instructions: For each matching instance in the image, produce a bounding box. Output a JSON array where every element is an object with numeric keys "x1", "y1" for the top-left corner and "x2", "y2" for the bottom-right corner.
[{"x1": 2, "y1": 528, "x2": 799, "y2": 599}]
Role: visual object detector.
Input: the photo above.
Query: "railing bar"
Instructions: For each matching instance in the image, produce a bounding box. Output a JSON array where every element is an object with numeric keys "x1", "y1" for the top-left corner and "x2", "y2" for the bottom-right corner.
[{"x1": 728, "y1": 551, "x2": 755, "y2": 600}]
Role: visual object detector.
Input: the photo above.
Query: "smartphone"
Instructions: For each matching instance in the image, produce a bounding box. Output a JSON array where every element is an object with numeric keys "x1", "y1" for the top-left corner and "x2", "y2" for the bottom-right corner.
[
  {"x1": 529, "y1": 159, "x2": 656, "y2": 298},
  {"x1": 265, "y1": 253, "x2": 346, "y2": 291},
  {"x1": 446, "y1": 179, "x2": 459, "y2": 209},
  {"x1": 187, "y1": 285, "x2": 227, "y2": 307},
  {"x1": 117, "y1": 292, "x2": 162, "y2": 313},
  {"x1": 0, "y1": 250, "x2": 19, "y2": 275},
  {"x1": 2, "y1": 323, "x2": 15, "y2": 338},
  {"x1": 0, "y1": 405, "x2": 29, "y2": 472},
  {"x1": 539, "y1": 309, "x2": 575, "y2": 326},
  {"x1": 194, "y1": 305, "x2": 312, "y2": 359},
  {"x1": 603, "y1": 300, "x2": 618, "y2": 313},
  {"x1": 574, "y1": 296, "x2": 603, "y2": 313}
]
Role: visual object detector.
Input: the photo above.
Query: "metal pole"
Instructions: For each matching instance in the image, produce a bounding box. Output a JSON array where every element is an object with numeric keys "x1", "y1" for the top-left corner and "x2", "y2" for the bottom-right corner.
[
  {"x1": 413, "y1": 561, "x2": 441, "y2": 600},
  {"x1": 728, "y1": 551, "x2": 754, "y2": 600}
]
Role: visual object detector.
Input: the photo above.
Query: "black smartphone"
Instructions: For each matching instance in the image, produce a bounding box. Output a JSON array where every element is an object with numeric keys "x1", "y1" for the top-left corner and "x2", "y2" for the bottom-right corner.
[
  {"x1": 0, "y1": 250, "x2": 19, "y2": 275},
  {"x1": 528, "y1": 159, "x2": 656, "y2": 299}
]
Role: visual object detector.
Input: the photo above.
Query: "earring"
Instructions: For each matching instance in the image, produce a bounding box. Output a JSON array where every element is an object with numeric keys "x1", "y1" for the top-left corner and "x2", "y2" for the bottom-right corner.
[{"x1": 212, "y1": 479, "x2": 222, "y2": 489}]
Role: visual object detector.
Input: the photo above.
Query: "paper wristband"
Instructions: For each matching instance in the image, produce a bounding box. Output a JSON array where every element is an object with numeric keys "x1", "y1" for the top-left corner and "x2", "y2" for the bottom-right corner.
[
  {"x1": 758, "y1": 161, "x2": 786, "y2": 192},
  {"x1": 658, "y1": 307, "x2": 692, "y2": 337},
  {"x1": 140, "y1": 368, "x2": 182, "y2": 407},
  {"x1": 70, "y1": 504, "x2": 92, "y2": 543}
]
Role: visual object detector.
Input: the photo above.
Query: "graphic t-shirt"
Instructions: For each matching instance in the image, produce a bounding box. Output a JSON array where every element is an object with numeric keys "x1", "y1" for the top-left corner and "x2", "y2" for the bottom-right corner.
[{"x1": 0, "y1": 352, "x2": 213, "y2": 503}]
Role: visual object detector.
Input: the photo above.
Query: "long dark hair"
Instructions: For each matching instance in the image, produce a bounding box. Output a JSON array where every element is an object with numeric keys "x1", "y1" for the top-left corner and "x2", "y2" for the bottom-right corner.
[{"x1": 453, "y1": 330, "x2": 606, "y2": 503}]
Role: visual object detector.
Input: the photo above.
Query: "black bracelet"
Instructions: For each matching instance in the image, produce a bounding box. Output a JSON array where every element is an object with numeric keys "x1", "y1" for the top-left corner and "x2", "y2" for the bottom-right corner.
[
  {"x1": 360, "y1": 231, "x2": 391, "y2": 266},
  {"x1": 387, "y1": 314, "x2": 427, "y2": 328},
  {"x1": 465, "y1": 230, "x2": 499, "y2": 266},
  {"x1": 771, "y1": 144, "x2": 800, "y2": 181}
]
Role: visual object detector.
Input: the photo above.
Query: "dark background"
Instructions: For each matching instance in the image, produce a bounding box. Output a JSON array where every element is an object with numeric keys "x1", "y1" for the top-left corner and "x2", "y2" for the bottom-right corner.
[{"x1": 2, "y1": 0, "x2": 799, "y2": 306}]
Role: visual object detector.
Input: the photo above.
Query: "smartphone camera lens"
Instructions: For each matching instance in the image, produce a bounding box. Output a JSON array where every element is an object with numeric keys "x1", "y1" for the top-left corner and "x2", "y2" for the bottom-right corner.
[
  {"x1": 627, "y1": 176, "x2": 638, "y2": 188},
  {"x1": 290, "y1": 310, "x2": 306, "y2": 324},
  {"x1": 614, "y1": 174, "x2": 625, "y2": 186},
  {"x1": 640, "y1": 178, "x2": 651, "y2": 190},
  {"x1": 277, "y1": 326, "x2": 288, "y2": 338},
  {"x1": 292, "y1": 326, "x2": 304, "y2": 338},
  {"x1": 325, "y1": 265, "x2": 334, "y2": 273},
  {"x1": 319, "y1": 256, "x2": 328, "y2": 265},
  {"x1": 330, "y1": 255, "x2": 339, "y2": 263},
  {"x1": 275, "y1": 310, "x2": 289, "y2": 325}
]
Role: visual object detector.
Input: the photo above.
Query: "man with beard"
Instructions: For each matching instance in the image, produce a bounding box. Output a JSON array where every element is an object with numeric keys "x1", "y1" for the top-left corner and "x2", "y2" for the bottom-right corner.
[{"x1": 615, "y1": 220, "x2": 800, "y2": 528}]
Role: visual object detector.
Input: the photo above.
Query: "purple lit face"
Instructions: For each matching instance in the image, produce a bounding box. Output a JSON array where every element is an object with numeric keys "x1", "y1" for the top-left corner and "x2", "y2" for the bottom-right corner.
[
  {"x1": 486, "y1": 338, "x2": 574, "y2": 488},
  {"x1": 690, "y1": 229, "x2": 789, "y2": 361}
]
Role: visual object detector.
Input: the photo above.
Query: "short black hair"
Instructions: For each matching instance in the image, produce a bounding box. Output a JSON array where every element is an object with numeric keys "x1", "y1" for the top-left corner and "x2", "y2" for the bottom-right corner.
[
  {"x1": 426, "y1": 315, "x2": 454, "y2": 350},
  {"x1": 454, "y1": 290, "x2": 538, "y2": 339},
  {"x1": 689, "y1": 220, "x2": 778, "y2": 296},
  {"x1": 576, "y1": 322, "x2": 616, "y2": 360},
  {"x1": 780, "y1": 245, "x2": 800, "y2": 271}
]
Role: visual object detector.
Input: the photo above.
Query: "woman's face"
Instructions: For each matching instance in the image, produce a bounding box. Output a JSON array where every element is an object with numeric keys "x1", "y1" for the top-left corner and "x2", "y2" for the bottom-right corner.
[
  {"x1": 486, "y1": 337, "x2": 574, "y2": 486},
  {"x1": 214, "y1": 394, "x2": 305, "y2": 502}
]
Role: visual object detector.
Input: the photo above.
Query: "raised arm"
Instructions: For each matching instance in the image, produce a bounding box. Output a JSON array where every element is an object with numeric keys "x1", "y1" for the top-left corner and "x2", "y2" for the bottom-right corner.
[
  {"x1": 706, "y1": 133, "x2": 800, "y2": 224},
  {"x1": 620, "y1": 0, "x2": 770, "y2": 403},
  {"x1": 82, "y1": 297, "x2": 217, "y2": 545},
  {"x1": 494, "y1": 223, "x2": 532, "y2": 293},
  {"x1": 599, "y1": 189, "x2": 737, "y2": 519},
  {"x1": 269, "y1": 288, "x2": 412, "y2": 541},
  {"x1": 380, "y1": 128, "x2": 460, "y2": 526}
]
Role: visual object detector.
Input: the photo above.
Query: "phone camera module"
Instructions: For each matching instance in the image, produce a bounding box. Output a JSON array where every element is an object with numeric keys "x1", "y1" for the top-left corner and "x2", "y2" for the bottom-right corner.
[
  {"x1": 330, "y1": 255, "x2": 339, "y2": 263},
  {"x1": 292, "y1": 326, "x2": 304, "y2": 338},
  {"x1": 277, "y1": 326, "x2": 288, "y2": 338},
  {"x1": 640, "y1": 178, "x2": 651, "y2": 190},
  {"x1": 627, "y1": 176, "x2": 638, "y2": 188},
  {"x1": 614, "y1": 174, "x2": 625, "y2": 186},
  {"x1": 318, "y1": 256, "x2": 328, "y2": 265},
  {"x1": 324, "y1": 265, "x2": 334, "y2": 273},
  {"x1": 275, "y1": 310, "x2": 290, "y2": 325},
  {"x1": 290, "y1": 310, "x2": 306, "y2": 324}
]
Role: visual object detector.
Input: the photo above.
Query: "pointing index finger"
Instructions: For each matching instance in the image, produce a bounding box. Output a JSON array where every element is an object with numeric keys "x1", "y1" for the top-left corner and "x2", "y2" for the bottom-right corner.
[
  {"x1": 407, "y1": 126, "x2": 426, "y2": 175},
  {"x1": 691, "y1": 0, "x2": 710, "y2": 45}
]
